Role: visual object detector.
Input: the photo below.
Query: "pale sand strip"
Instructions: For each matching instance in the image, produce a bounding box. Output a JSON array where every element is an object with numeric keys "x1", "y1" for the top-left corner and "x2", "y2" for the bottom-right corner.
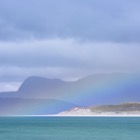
[{"x1": 4, "y1": 114, "x2": 140, "y2": 117}]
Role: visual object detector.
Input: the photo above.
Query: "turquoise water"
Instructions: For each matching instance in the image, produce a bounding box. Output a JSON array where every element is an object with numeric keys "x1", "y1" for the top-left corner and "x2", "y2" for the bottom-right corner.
[{"x1": 0, "y1": 117, "x2": 140, "y2": 140}]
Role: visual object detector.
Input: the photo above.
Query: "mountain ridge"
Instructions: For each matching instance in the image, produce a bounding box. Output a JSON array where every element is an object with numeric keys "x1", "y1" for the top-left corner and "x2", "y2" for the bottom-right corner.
[{"x1": 0, "y1": 73, "x2": 140, "y2": 115}]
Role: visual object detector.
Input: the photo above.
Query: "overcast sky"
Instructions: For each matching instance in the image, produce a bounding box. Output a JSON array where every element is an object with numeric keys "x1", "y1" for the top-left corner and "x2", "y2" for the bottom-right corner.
[{"x1": 0, "y1": 0, "x2": 140, "y2": 91}]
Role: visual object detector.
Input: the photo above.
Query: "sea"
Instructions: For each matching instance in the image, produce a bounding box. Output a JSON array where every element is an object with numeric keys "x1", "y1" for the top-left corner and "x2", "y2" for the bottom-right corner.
[{"x1": 0, "y1": 117, "x2": 140, "y2": 140}]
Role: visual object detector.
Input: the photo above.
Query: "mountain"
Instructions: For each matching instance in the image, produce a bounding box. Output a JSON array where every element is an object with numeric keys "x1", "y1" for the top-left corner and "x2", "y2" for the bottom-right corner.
[
  {"x1": 0, "y1": 73, "x2": 140, "y2": 115},
  {"x1": 16, "y1": 73, "x2": 140, "y2": 105},
  {"x1": 0, "y1": 98, "x2": 77, "y2": 115},
  {"x1": 59, "y1": 102, "x2": 140, "y2": 116},
  {"x1": 18, "y1": 76, "x2": 67, "y2": 95},
  {"x1": 19, "y1": 76, "x2": 72, "y2": 100}
]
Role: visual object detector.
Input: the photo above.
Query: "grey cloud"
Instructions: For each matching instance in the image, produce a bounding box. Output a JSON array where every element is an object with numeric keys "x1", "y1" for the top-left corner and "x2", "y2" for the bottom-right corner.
[
  {"x1": 0, "y1": 39, "x2": 87, "y2": 68},
  {"x1": 0, "y1": 65, "x2": 90, "y2": 82},
  {"x1": 0, "y1": 0, "x2": 140, "y2": 90},
  {"x1": 0, "y1": 0, "x2": 140, "y2": 42},
  {"x1": 0, "y1": 82, "x2": 20, "y2": 92},
  {"x1": 0, "y1": 39, "x2": 140, "y2": 83}
]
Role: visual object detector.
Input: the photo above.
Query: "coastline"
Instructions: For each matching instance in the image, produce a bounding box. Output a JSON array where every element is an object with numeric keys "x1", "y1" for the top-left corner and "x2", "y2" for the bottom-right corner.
[{"x1": 2, "y1": 114, "x2": 140, "y2": 117}]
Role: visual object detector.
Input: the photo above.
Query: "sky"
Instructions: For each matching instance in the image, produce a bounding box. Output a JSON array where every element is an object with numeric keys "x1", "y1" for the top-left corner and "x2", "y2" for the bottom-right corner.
[{"x1": 0, "y1": 0, "x2": 140, "y2": 91}]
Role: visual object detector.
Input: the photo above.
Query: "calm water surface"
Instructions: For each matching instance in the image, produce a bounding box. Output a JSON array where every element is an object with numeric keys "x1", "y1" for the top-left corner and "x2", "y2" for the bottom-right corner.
[{"x1": 0, "y1": 117, "x2": 140, "y2": 140}]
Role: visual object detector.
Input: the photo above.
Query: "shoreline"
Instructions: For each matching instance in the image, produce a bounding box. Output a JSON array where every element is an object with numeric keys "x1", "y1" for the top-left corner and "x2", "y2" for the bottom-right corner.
[{"x1": 2, "y1": 114, "x2": 140, "y2": 117}]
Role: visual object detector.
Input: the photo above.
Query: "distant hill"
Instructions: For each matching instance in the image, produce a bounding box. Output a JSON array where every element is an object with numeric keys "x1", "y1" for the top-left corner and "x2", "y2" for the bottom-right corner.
[
  {"x1": 59, "y1": 102, "x2": 140, "y2": 116},
  {"x1": 17, "y1": 74, "x2": 140, "y2": 105},
  {"x1": 18, "y1": 76, "x2": 67, "y2": 94},
  {"x1": 90, "y1": 102, "x2": 140, "y2": 112},
  {"x1": 0, "y1": 98, "x2": 77, "y2": 115},
  {"x1": 0, "y1": 73, "x2": 140, "y2": 115}
]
